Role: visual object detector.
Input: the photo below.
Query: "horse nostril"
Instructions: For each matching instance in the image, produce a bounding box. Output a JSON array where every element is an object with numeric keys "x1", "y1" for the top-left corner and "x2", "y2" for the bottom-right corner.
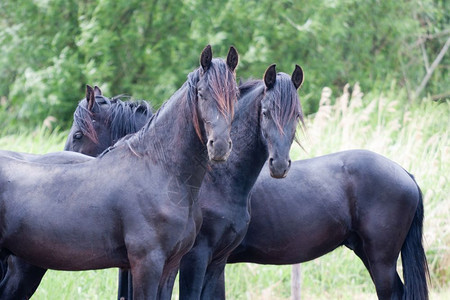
[
  {"x1": 288, "y1": 159, "x2": 292, "y2": 168},
  {"x1": 269, "y1": 157, "x2": 274, "y2": 167},
  {"x1": 228, "y1": 140, "x2": 232, "y2": 149}
]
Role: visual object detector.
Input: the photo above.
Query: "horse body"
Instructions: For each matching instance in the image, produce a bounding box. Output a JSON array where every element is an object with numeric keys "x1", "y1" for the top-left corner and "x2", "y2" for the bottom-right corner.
[
  {"x1": 0, "y1": 45, "x2": 239, "y2": 299},
  {"x1": 226, "y1": 149, "x2": 428, "y2": 299},
  {"x1": 0, "y1": 156, "x2": 127, "y2": 270},
  {"x1": 178, "y1": 65, "x2": 304, "y2": 300},
  {"x1": 0, "y1": 152, "x2": 187, "y2": 271}
]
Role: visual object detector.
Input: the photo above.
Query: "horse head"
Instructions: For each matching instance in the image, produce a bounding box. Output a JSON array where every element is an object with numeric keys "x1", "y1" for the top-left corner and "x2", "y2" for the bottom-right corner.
[
  {"x1": 260, "y1": 64, "x2": 304, "y2": 178},
  {"x1": 194, "y1": 45, "x2": 239, "y2": 162}
]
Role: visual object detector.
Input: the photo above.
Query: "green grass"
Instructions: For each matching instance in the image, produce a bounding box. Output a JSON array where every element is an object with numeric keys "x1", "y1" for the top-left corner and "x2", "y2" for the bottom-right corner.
[{"x1": 0, "y1": 84, "x2": 448, "y2": 299}]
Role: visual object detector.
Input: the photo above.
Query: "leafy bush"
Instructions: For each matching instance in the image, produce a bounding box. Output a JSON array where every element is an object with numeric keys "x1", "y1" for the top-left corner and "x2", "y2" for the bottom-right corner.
[{"x1": 0, "y1": 0, "x2": 448, "y2": 130}]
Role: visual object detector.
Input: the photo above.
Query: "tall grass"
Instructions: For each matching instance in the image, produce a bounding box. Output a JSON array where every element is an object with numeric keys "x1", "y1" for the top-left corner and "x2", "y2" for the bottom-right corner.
[{"x1": 0, "y1": 84, "x2": 448, "y2": 299}]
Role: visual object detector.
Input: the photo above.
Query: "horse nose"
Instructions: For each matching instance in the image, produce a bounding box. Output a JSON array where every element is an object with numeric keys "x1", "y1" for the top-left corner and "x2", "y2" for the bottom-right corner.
[
  {"x1": 208, "y1": 138, "x2": 232, "y2": 162},
  {"x1": 269, "y1": 157, "x2": 291, "y2": 178}
]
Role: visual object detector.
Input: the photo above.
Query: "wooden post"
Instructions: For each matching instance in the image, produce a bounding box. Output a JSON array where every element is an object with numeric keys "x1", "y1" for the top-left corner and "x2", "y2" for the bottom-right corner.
[{"x1": 291, "y1": 264, "x2": 301, "y2": 300}]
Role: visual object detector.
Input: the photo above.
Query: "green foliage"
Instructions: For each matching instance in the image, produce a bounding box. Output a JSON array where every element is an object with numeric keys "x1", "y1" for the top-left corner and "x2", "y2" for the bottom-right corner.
[{"x1": 0, "y1": 0, "x2": 448, "y2": 130}]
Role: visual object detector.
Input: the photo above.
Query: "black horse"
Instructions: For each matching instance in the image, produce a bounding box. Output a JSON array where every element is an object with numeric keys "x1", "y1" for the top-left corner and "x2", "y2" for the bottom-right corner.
[
  {"x1": 0, "y1": 45, "x2": 239, "y2": 299},
  {"x1": 177, "y1": 64, "x2": 304, "y2": 299},
  {"x1": 223, "y1": 150, "x2": 429, "y2": 300},
  {"x1": 0, "y1": 88, "x2": 153, "y2": 299}
]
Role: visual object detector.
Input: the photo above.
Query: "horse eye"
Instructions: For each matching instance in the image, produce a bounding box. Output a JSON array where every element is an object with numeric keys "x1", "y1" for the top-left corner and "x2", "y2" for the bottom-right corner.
[
  {"x1": 73, "y1": 131, "x2": 83, "y2": 140},
  {"x1": 262, "y1": 110, "x2": 268, "y2": 118}
]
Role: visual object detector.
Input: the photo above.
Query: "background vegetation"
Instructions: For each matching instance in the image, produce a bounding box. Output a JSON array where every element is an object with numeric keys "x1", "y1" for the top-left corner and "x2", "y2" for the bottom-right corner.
[
  {"x1": 0, "y1": 0, "x2": 448, "y2": 299},
  {"x1": 0, "y1": 0, "x2": 448, "y2": 131}
]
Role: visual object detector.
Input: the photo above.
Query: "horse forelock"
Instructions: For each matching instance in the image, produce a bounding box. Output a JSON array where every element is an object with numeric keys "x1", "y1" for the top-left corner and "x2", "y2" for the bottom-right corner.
[
  {"x1": 181, "y1": 61, "x2": 237, "y2": 143},
  {"x1": 73, "y1": 99, "x2": 99, "y2": 144},
  {"x1": 265, "y1": 73, "x2": 304, "y2": 135},
  {"x1": 205, "y1": 58, "x2": 238, "y2": 120}
]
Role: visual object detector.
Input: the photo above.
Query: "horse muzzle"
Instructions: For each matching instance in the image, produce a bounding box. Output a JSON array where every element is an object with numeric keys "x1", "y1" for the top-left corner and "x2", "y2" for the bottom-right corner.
[
  {"x1": 269, "y1": 157, "x2": 291, "y2": 178},
  {"x1": 207, "y1": 138, "x2": 232, "y2": 162}
]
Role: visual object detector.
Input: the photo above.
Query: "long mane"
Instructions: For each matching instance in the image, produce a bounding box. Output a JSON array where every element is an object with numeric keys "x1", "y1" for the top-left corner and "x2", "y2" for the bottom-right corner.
[{"x1": 106, "y1": 96, "x2": 152, "y2": 144}]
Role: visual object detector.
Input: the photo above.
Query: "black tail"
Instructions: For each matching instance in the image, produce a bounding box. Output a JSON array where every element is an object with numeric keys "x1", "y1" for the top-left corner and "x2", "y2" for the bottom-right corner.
[{"x1": 401, "y1": 173, "x2": 429, "y2": 300}]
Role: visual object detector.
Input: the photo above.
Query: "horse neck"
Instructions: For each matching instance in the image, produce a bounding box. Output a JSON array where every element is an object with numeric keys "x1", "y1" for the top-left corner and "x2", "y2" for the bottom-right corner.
[
  {"x1": 206, "y1": 84, "x2": 268, "y2": 197},
  {"x1": 128, "y1": 84, "x2": 208, "y2": 185}
]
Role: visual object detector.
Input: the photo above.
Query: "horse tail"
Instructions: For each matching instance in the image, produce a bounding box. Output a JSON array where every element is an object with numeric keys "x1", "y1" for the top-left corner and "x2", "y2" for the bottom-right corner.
[{"x1": 401, "y1": 173, "x2": 429, "y2": 300}]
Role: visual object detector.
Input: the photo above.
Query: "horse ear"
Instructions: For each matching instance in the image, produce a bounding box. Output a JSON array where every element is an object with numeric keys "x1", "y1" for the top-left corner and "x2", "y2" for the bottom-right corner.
[
  {"x1": 264, "y1": 64, "x2": 277, "y2": 90},
  {"x1": 291, "y1": 65, "x2": 304, "y2": 90},
  {"x1": 94, "y1": 86, "x2": 102, "y2": 96},
  {"x1": 226, "y1": 46, "x2": 239, "y2": 72},
  {"x1": 200, "y1": 45, "x2": 213, "y2": 72},
  {"x1": 86, "y1": 85, "x2": 95, "y2": 111}
]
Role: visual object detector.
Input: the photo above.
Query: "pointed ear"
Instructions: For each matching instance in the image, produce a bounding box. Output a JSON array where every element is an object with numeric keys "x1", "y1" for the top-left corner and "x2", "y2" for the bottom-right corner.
[
  {"x1": 94, "y1": 85, "x2": 102, "y2": 96},
  {"x1": 86, "y1": 85, "x2": 95, "y2": 111},
  {"x1": 200, "y1": 45, "x2": 213, "y2": 72},
  {"x1": 226, "y1": 46, "x2": 238, "y2": 72},
  {"x1": 291, "y1": 64, "x2": 304, "y2": 90},
  {"x1": 264, "y1": 64, "x2": 277, "y2": 90}
]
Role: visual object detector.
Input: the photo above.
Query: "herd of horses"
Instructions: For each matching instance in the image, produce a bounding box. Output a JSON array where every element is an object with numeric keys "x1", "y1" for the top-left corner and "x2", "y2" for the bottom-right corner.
[{"x1": 0, "y1": 45, "x2": 429, "y2": 299}]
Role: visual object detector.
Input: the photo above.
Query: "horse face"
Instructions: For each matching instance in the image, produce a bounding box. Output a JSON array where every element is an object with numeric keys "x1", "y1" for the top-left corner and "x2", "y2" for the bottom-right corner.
[
  {"x1": 64, "y1": 86, "x2": 112, "y2": 157},
  {"x1": 197, "y1": 45, "x2": 238, "y2": 162},
  {"x1": 261, "y1": 64, "x2": 304, "y2": 178}
]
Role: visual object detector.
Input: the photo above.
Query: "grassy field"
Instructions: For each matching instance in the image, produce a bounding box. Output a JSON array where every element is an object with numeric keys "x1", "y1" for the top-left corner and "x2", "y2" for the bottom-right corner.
[{"x1": 0, "y1": 84, "x2": 448, "y2": 299}]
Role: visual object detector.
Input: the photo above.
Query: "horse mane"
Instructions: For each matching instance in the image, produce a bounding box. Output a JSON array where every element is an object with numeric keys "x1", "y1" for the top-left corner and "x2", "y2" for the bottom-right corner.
[
  {"x1": 106, "y1": 96, "x2": 152, "y2": 144},
  {"x1": 203, "y1": 58, "x2": 238, "y2": 119},
  {"x1": 73, "y1": 95, "x2": 153, "y2": 145}
]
